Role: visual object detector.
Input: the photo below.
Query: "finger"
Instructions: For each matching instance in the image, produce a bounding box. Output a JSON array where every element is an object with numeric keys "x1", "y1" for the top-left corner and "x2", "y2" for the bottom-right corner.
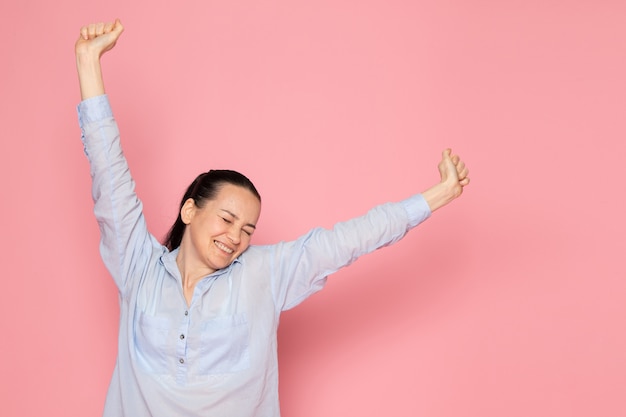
[
  {"x1": 459, "y1": 177, "x2": 470, "y2": 186},
  {"x1": 456, "y1": 160, "x2": 465, "y2": 172},
  {"x1": 451, "y1": 154, "x2": 460, "y2": 165},
  {"x1": 459, "y1": 166, "x2": 469, "y2": 180},
  {"x1": 87, "y1": 23, "x2": 97, "y2": 39},
  {"x1": 104, "y1": 21, "x2": 115, "y2": 33},
  {"x1": 113, "y1": 18, "x2": 124, "y2": 33},
  {"x1": 80, "y1": 25, "x2": 89, "y2": 40},
  {"x1": 95, "y1": 22, "x2": 105, "y2": 36}
]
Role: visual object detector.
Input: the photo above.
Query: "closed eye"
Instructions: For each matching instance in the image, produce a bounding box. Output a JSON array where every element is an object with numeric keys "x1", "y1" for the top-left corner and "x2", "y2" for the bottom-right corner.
[
  {"x1": 222, "y1": 217, "x2": 252, "y2": 236},
  {"x1": 219, "y1": 209, "x2": 257, "y2": 235}
]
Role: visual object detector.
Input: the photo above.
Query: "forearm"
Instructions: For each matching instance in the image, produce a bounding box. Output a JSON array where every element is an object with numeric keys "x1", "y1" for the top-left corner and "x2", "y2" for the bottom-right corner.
[
  {"x1": 76, "y1": 53, "x2": 105, "y2": 100},
  {"x1": 421, "y1": 181, "x2": 462, "y2": 212}
]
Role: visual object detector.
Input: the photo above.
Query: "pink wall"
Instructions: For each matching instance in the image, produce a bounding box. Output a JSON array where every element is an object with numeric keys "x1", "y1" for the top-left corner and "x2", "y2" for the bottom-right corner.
[{"x1": 1, "y1": 1, "x2": 625, "y2": 416}]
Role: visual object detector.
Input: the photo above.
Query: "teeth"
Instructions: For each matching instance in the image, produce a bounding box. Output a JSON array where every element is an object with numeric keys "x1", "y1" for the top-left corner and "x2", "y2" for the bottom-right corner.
[{"x1": 214, "y1": 241, "x2": 234, "y2": 254}]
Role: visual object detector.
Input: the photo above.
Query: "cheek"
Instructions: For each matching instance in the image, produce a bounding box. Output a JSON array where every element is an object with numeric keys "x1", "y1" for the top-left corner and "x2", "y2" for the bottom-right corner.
[
  {"x1": 206, "y1": 218, "x2": 226, "y2": 235},
  {"x1": 240, "y1": 236, "x2": 253, "y2": 250}
]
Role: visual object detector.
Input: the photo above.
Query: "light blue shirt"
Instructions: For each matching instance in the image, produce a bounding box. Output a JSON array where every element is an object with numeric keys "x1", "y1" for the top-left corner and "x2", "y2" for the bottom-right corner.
[{"x1": 78, "y1": 94, "x2": 431, "y2": 417}]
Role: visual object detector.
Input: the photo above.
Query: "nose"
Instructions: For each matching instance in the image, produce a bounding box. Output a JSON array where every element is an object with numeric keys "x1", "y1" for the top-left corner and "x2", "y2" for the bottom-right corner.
[{"x1": 226, "y1": 226, "x2": 240, "y2": 245}]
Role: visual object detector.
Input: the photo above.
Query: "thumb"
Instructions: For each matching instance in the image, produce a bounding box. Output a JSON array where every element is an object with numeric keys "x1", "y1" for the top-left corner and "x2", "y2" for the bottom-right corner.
[
  {"x1": 439, "y1": 148, "x2": 458, "y2": 182},
  {"x1": 112, "y1": 18, "x2": 124, "y2": 34}
]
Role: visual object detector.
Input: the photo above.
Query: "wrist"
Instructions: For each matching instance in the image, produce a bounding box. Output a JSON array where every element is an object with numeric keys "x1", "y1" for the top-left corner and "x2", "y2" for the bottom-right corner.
[
  {"x1": 76, "y1": 50, "x2": 101, "y2": 68},
  {"x1": 76, "y1": 53, "x2": 105, "y2": 100},
  {"x1": 421, "y1": 181, "x2": 461, "y2": 212}
]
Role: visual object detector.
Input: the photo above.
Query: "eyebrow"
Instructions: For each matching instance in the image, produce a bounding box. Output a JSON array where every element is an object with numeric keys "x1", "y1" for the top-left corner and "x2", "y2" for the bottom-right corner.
[{"x1": 220, "y1": 209, "x2": 257, "y2": 229}]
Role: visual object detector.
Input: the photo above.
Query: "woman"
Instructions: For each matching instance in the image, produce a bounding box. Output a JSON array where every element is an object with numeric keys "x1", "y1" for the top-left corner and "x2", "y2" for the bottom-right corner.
[{"x1": 76, "y1": 19, "x2": 469, "y2": 417}]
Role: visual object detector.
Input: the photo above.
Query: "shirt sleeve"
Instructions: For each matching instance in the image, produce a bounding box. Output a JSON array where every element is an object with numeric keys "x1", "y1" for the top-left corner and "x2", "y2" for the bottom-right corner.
[
  {"x1": 269, "y1": 194, "x2": 432, "y2": 311},
  {"x1": 78, "y1": 95, "x2": 158, "y2": 294}
]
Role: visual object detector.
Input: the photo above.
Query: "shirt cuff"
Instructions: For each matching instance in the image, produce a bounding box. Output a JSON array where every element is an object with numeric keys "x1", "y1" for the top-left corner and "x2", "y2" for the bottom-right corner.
[
  {"x1": 400, "y1": 194, "x2": 432, "y2": 228},
  {"x1": 77, "y1": 94, "x2": 113, "y2": 127}
]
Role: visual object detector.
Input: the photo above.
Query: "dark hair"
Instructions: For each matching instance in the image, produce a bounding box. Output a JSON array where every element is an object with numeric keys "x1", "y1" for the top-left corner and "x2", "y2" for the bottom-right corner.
[{"x1": 163, "y1": 169, "x2": 261, "y2": 251}]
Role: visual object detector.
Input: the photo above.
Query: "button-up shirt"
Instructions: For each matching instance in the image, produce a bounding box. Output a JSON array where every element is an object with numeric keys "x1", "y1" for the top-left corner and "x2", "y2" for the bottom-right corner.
[{"x1": 78, "y1": 94, "x2": 431, "y2": 417}]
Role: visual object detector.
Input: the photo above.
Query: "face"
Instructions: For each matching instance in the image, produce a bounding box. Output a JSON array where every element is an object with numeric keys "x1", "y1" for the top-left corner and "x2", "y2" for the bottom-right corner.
[{"x1": 179, "y1": 183, "x2": 261, "y2": 275}]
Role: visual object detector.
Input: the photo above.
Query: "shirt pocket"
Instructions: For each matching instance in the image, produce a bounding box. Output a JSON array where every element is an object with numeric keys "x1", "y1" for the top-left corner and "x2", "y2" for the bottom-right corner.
[
  {"x1": 190, "y1": 313, "x2": 250, "y2": 375},
  {"x1": 134, "y1": 311, "x2": 173, "y2": 374}
]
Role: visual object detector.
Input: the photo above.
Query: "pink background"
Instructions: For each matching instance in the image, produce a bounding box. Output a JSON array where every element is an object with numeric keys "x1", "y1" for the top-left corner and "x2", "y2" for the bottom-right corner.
[{"x1": 1, "y1": 1, "x2": 625, "y2": 416}]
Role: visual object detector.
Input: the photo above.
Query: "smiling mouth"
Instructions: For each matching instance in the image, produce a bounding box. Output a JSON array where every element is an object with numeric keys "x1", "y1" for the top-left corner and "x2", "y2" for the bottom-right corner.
[{"x1": 214, "y1": 240, "x2": 234, "y2": 254}]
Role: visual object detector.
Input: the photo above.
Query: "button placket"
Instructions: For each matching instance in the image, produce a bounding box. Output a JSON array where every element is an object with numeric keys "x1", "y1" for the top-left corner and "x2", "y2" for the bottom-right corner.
[{"x1": 175, "y1": 307, "x2": 191, "y2": 384}]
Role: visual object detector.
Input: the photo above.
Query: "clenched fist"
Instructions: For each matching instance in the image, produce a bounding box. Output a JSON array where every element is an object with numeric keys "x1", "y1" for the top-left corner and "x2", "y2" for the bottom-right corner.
[{"x1": 75, "y1": 19, "x2": 124, "y2": 59}]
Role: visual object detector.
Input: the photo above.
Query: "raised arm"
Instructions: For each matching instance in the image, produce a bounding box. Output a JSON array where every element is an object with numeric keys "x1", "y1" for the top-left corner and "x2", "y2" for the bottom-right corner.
[
  {"x1": 270, "y1": 150, "x2": 470, "y2": 311},
  {"x1": 76, "y1": 20, "x2": 158, "y2": 293},
  {"x1": 75, "y1": 19, "x2": 124, "y2": 99}
]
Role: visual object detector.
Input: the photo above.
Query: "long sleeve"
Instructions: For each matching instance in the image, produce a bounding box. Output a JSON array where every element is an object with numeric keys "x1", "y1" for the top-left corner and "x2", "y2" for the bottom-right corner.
[
  {"x1": 268, "y1": 194, "x2": 432, "y2": 311},
  {"x1": 78, "y1": 95, "x2": 160, "y2": 294}
]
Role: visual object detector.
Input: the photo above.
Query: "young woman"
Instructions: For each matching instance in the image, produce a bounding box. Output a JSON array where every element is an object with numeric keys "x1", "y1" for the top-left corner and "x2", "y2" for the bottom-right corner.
[{"x1": 76, "y1": 19, "x2": 469, "y2": 417}]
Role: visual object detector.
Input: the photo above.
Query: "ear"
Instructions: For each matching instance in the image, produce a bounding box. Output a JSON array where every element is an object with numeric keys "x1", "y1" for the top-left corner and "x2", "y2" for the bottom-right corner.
[{"x1": 180, "y1": 198, "x2": 197, "y2": 225}]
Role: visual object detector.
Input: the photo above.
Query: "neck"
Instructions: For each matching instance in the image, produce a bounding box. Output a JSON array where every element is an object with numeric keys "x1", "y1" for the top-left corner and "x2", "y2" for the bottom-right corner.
[{"x1": 175, "y1": 248, "x2": 215, "y2": 294}]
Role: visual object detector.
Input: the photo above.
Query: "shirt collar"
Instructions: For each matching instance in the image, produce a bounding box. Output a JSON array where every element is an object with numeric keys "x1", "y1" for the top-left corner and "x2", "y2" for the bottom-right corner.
[{"x1": 160, "y1": 247, "x2": 243, "y2": 282}]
